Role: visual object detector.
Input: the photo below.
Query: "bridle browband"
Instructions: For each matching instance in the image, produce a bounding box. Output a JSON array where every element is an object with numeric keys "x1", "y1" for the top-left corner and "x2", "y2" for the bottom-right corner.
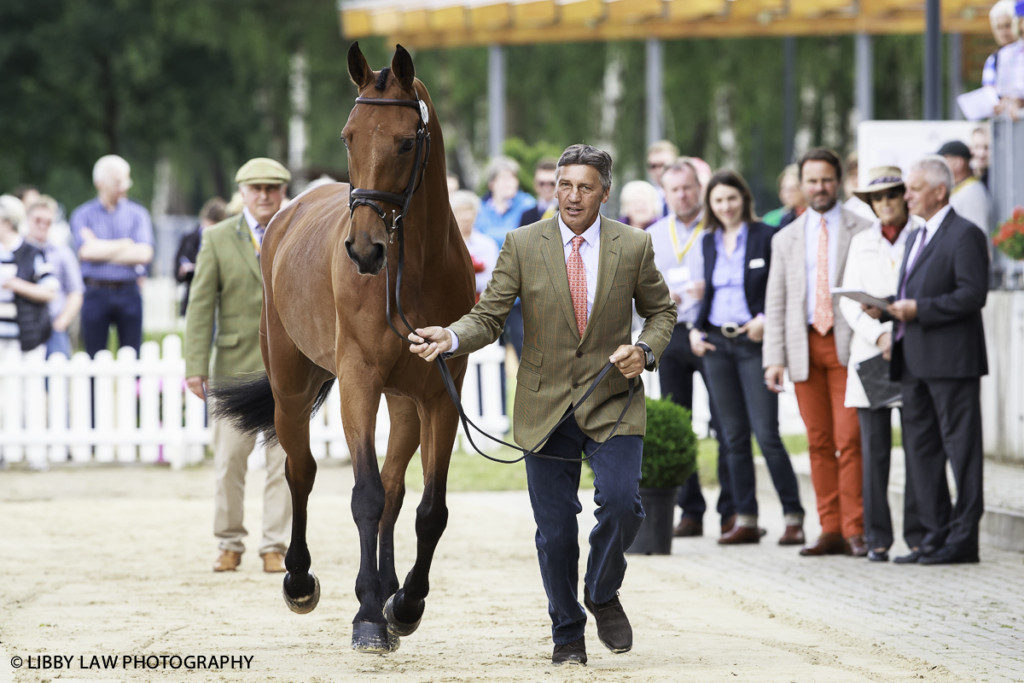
[{"x1": 347, "y1": 92, "x2": 634, "y2": 466}]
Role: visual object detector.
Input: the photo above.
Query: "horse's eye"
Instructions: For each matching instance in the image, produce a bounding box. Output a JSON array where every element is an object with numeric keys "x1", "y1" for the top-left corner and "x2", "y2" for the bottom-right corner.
[
  {"x1": 340, "y1": 136, "x2": 350, "y2": 149},
  {"x1": 399, "y1": 139, "x2": 415, "y2": 154}
]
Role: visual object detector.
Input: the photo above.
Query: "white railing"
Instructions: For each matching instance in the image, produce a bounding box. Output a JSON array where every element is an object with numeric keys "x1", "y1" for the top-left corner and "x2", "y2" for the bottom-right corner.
[{"x1": 0, "y1": 336, "x2": 805, "y2": 470}]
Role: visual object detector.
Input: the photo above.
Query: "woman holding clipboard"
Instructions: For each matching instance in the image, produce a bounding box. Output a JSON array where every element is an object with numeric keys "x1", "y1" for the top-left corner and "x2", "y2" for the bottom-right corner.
[
  {"x1": 688, "y1": 170, "x2": 805, "y2": 546},
  {"x1": 839, "y1": 166, "x2": 924, "y2": 563}
]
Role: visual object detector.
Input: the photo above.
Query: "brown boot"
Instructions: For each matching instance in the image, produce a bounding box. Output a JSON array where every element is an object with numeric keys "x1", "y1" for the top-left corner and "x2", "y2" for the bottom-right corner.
[
  {"x1": 673, "y1": 518, "x2": 703, "y2": 537},
  {"x1": 798, "y1": 532, "x2": 849, "y2": 556},
  {"x1": 213, "y1": 550, "x2": 241, "y2": 572},
  {"x1": 778, "y1": 525, "x2": 806, "y2": 546},
  {"x1": 261, "y1": 552, "x2": 286, "y2": 573}
]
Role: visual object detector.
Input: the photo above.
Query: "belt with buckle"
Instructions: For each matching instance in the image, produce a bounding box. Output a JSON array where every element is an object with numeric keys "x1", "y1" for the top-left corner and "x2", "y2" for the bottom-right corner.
[
  {"x1": 84, "y1": 278, "x2": 135, "y2": 289},
  {"x1": 708, "y1": 322, "x2": 745, "y2": 339}
]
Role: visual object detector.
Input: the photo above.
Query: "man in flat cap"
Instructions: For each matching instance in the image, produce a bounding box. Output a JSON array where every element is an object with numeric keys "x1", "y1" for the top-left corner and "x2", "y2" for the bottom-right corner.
[
  {"x1": 185, "y1": 157, "x2": 292, "y2": 573},
  {"x1": 937, "y1": 140, "x2": 991, "y2": 233}
]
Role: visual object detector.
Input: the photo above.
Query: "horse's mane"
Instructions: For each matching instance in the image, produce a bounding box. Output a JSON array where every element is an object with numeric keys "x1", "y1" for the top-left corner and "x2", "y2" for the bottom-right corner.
[{"x1": 375, "y1": 67, "x2": 390, "y2": 91}]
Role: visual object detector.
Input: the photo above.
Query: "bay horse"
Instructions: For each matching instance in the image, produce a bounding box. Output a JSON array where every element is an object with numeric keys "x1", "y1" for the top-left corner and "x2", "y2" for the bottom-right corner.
[{"x1": 212, "y1": 43, "x2": 474, "y2": 653}]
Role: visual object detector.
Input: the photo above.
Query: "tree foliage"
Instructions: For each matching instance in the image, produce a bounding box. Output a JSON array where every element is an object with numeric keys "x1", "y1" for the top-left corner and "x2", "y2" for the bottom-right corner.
[{"x1": 1, "y1": 1, "x2": 932, "y2": 216}]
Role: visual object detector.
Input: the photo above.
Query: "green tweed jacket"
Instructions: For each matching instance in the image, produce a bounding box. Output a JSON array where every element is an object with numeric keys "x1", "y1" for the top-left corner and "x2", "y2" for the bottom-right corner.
[
  {"x1": 449, "y1": 215, "x2": 677, "y2": 448},
  {"x1": 184, "y1": 214, "x2": 265, "y2": 381}
]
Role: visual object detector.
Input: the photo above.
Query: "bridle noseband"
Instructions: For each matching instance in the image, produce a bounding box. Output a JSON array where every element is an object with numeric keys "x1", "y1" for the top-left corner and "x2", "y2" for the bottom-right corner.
[{"x1": 347, "y1": 96, "x2": 431, "y2": 243}]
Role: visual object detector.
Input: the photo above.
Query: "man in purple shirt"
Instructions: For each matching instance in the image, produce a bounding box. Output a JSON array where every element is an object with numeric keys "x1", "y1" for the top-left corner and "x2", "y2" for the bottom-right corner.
[{"x1": 69, "y1": 155, "x2": 154, "y2": 356}]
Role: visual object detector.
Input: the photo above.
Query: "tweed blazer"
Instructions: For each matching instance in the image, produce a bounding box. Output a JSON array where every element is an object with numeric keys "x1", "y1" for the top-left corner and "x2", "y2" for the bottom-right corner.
[
  {"x1": 449, "y1": 215, "x2": 677, "y2": 448},
  {"x1": 762, "y1": 207, "x2": 871, "y2": 382},
  {"x1": 184, "y1": 215, "x2": 266, "y2": 381}
]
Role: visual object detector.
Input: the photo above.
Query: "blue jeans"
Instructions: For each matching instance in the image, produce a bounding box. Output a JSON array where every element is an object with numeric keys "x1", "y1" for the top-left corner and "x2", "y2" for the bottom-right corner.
[
  {"x1": 659, "y1": 323, "x2": 734, "y2": 522},
  {"x1": 525, "y1": 414, "x2": 643, "y2": 645},
  {"x1": 46, "y1": 330, "x2": 72, "y2": 358},
  {"x1": 81, "y1": 283, "x2": 142, "y2": 357},
  {"x1": 701, "y1": 329, "x2": 803, "y2": 521}
]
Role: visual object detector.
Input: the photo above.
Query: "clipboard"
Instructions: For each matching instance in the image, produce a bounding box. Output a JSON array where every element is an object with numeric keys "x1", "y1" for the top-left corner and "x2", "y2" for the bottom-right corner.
[{"x1": 831, "y1": 288, "x2": 890, "y2": 310}]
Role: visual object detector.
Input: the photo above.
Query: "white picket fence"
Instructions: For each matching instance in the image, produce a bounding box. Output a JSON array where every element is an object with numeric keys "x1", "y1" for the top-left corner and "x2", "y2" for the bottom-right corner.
[{"x1": 0, "y1": 336, "x2": 805, "y2": 470}]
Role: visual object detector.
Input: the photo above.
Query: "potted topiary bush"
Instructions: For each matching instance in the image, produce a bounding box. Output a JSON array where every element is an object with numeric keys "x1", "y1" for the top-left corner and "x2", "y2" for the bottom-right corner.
[{"x1": 626, "y1": 396, "x2": 698, "y2": 555}]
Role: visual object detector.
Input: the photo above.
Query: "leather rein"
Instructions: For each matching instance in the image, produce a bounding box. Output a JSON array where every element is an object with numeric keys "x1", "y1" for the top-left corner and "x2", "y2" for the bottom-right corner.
[{"x1": 347, "y1": 93, "x2": 634, "y2": 465}]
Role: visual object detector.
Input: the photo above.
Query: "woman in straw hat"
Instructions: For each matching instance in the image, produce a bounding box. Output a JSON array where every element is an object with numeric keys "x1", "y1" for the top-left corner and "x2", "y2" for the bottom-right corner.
[{"x1": 838, "y1": 166, "x2": 923, "y2": 563}]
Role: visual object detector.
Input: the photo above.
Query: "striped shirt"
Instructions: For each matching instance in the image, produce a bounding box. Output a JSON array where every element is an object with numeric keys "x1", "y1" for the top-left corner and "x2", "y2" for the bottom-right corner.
[
  {"x1": 0, "y1": 238, "x2": 58, "y2": 340},
  {"x1": 69, "y1": 197, "x2": 154, "y2": 282}
]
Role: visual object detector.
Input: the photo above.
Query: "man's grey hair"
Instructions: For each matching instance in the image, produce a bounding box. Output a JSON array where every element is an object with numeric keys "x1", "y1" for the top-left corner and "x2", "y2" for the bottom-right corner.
[
  {"x1": 991, "y1": 0, "x2": 1017, "y2": 24},
  {"x1": 911, "y1": 155, "x2": 954, "y2": 198},
  {"x1": 556, "y1": 144, "x2": 613, "y2": 192},
  {"x1": 0, "y1": 194, "x2": 25, "y2": 231},
  {"x1": 661, "y1": 158, "x2": 700, "y2": 186},
  {"x1": 449, "y1": 189, "x2": 481, "y2": 213},
  {"x1": 483, "y1": 155, "x2": 520, "y2": 185},
  {"x1": 93, "y1": 154, "x2": 131, "y2": 186}
]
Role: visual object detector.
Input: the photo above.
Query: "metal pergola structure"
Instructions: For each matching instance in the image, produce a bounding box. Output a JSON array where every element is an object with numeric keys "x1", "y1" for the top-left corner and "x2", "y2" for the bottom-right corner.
[{"x1": 338, "y1": 0, "x2": 994, "y2": 155}]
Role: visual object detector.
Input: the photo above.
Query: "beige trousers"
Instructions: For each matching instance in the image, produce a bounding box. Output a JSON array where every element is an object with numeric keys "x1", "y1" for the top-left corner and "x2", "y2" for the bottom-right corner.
[{"x1": 212, "y1": 414, "x2": 290, "y2": 555}]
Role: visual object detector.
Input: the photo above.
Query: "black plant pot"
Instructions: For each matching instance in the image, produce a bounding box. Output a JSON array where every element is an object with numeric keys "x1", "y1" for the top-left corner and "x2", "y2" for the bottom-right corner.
[{"x1": 626, "y1": 486, "x2": 677, "y2": 555}]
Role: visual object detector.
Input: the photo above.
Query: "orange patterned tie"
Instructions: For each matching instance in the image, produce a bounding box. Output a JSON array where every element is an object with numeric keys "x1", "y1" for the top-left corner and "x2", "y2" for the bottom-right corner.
[
  {"x1": 812, "y1": 215, "x2": 833, "y2": 336},
  {"x1": 567, "y1": 235, "x2": 588, "y2": 336}
]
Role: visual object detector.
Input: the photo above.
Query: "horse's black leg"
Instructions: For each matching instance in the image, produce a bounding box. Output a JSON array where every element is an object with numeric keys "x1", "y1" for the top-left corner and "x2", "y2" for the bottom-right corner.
[
  {"x1": 379, "y1": 396, "x2": 421, "y2": 601},
  {"x1": 341, "y1": 377, "x2": 396, "y2": 654},
  {"x1": 277, "y1": 415, "x2": 320, "y2": 613},
  {"x1": 385, "y1": 396, "x2": 458, "y2": 636}
]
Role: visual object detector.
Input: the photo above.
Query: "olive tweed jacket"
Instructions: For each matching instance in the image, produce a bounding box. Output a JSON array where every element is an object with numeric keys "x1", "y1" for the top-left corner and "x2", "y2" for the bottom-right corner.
[
  {"x1": 449, "y1": 215, "x2": 676, "y2": 448},
  {"x1": 184, "y1": 215, "x2": 266, "y2": 381}
]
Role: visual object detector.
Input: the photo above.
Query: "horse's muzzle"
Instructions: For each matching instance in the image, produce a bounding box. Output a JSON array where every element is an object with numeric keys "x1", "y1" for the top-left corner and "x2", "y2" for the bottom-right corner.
[{"x1": 345, "y1": 237, "x2": 386, "y2": 275}]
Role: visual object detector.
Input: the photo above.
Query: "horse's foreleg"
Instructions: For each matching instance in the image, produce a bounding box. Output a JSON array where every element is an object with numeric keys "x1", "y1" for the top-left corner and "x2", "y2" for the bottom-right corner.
[
  {"x1": 277, "y1": 414, "x2": 320, "y2": 614},
  {"x1": 385, "y1": 396, "x2": 458, "y2": 636},
  {"x1": 379, "y1": 395, "x2": 421, "y2": 602},
  {"x1": 341, "y1": 374, "x2": 396, "y2": 653}
]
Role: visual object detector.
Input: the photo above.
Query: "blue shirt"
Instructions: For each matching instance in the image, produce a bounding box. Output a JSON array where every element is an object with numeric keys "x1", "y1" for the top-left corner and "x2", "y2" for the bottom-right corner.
[
  {"x1": 473, "y1": 190, "x2": 536, "y2": 249},
  {"x1": 708, "y1": 224, "x2": 752, "y2": 327},
  {"x1": 70, "y1": 197, "x2": 154, "y2": 282}
]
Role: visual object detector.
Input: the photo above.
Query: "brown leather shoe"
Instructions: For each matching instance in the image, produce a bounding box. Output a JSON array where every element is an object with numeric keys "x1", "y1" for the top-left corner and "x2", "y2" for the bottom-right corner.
[
  {"x1": 720, "y1": 515, "x2": 736, "y2": 535},
  {"x1": 717, "y1": 525, "x2": 761, "y2": 545},
  {"x1": 213, "y1": 549, "x2": 241, "y2": 572},
  {"x1": 798, "y1": 532, "x2": 849, "y2": 556},
  {"x1": 846, "y1": 534, "x2": 868, "y2": 557},
  {"x1": 778, "y1": 525, "x2": 805, "y2": 546},
  {"x1": 261, "y1": 551, "x2": 287, "y2": 573},
  {"x1": 673, "y1": 518, "x2": 703, "y2": 537}
]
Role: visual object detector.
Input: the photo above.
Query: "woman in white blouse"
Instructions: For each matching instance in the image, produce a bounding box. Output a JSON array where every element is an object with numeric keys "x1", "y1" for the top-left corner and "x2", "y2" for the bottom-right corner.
[{"x1": 840, "y1": 166, "x2": 924, "y2": 563}]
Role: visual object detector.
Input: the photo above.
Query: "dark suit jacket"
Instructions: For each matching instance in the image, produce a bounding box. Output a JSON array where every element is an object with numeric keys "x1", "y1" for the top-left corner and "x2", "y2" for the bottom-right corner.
[
  {"x1": 890, "y1": 208, "x2": 988, "y2": 380},
  {"x1": 695, "y1": 221, "x2": 774, "y2": 330}
]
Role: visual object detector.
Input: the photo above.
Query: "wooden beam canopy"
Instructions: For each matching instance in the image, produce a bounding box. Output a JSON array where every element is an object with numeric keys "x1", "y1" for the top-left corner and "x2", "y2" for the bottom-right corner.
[{"x1": 339, "y1": 0, "x2": 994, "y2": 48}]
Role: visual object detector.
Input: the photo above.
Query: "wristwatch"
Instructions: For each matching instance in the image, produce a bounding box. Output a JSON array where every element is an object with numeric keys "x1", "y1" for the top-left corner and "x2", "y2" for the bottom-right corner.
[{"x1": 636, "y1": 342, "x2": 656, "y2": 371}]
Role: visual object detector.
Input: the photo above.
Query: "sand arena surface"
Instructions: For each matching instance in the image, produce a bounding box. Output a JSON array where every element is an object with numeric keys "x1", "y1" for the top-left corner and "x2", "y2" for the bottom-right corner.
[{"x1": 1, "y1": 464, "x2": 948, "y2": 681}]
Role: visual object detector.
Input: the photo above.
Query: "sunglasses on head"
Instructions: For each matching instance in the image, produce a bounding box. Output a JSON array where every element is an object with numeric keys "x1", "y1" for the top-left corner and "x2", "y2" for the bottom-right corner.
[{"x1": 870, "y1": 188, "x2": 903, "y2": 201}]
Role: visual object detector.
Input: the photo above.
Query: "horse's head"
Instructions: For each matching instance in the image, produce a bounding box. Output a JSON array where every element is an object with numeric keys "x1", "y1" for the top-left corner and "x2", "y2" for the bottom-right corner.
[{"x1": 343, "y1": 42, "x2": 428, "y2": 275}]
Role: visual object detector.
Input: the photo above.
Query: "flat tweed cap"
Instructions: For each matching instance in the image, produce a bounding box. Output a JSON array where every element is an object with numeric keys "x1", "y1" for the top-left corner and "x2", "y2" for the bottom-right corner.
[{"x1": 235, "y1": 157, "x2": 291, "y2": 185}]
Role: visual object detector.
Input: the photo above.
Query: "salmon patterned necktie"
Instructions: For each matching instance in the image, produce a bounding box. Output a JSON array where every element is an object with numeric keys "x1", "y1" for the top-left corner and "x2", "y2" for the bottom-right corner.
[
  {"x1": 567, "y1": 235, "x2": 588, "y2": 336},
  {"x1": 812, "y1": 215, "x2": 833, "y2": 336}
]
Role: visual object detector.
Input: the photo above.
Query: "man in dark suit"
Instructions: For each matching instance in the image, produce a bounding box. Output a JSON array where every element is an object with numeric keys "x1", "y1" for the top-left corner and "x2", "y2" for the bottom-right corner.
[
  {"x1": 882, "y1": 155, "x2": 989, "y2": 565},
  {"x1": 518, "y1": 159, "x2": 558, "y2": 226}
]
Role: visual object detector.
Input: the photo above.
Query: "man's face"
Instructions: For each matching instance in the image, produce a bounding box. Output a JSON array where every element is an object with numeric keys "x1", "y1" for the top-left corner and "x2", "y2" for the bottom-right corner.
[
  {"x1": 556, "y1": 164, "x2": 609, "y2": 234},
  {"x1": 26, "y1": 207, "x2": 54, "y2": 245},
  {"x1": 971, "y1": 130, "x2": 990, "y2": 171},
  {"x1": 993, "y1": 15, "x2": 1015, "y2": 46},
  {"x1": 97, "y1": 170, "x2": 131, "y2": 206},
  {"x1": 533, "y1": 169, "x2": 556, "y2": 203},
  {"x1": 904, "y1": 169, "x2": 946, "y2": 220},
  {"x1": 646, "y1": 150, "x2": 675, "y2": 186},
  {"x1": 662, "y1": 167, "x2": 702, "y2": 222},
  {"x1": 800, "y1": 160, "x2": 839, "y2": 213},
  {"x1": 240, "y1": 183, "x2": 286, "y2": 227}
]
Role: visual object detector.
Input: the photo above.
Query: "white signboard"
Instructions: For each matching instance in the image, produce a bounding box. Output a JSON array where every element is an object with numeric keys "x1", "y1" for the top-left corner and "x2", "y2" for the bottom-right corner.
[{"x1": 857, "y1": 120, "x2": 985, "y2": 178}]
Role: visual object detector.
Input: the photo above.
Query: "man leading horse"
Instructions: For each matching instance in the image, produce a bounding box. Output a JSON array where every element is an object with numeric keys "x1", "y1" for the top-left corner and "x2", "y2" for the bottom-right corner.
[{"x1": 410, "y1": 144, "x2": 677, "y2": 666}]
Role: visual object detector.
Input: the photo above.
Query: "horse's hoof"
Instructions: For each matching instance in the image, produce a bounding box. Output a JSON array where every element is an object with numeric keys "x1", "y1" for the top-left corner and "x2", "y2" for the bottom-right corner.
[
  {"x1": 352, "y1": 621, "x2": 399, "y2": 653},
  {"x1": 383, "y1": 592, "x2": 422, "y2": 637},
  {"x1": 282, "y1": 571, "x2": 320, "y2": 614}
]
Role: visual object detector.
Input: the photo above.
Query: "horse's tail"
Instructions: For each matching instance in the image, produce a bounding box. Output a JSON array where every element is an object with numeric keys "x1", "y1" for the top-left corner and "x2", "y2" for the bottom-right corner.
[{"x1": 209, "y1": 374, "x2": 337, "y2": 443}]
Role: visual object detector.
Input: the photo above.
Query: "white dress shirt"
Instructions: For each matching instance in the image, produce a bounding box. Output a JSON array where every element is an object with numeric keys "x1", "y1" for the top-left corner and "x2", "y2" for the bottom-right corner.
[
  {"x1": 448, "y1": 213, "x2": 602, "y2": 353},
  {"x1": 904, "y1": 204, "x2": 952, "y2": 279},
  {"x1": 803, "y1": 203, "x2": 844, "y2": 324},
  {"x1": 647, "y1": 211, "x2": 704, "y2": 324}
]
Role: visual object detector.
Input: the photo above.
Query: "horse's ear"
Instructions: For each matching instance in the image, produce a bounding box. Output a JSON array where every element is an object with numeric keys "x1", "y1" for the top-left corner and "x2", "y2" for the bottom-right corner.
[
  {"x1": 348, "y1": 42, "x2": 373, "y2": 90},
  {"x1": 391, "y1": 44, "x2": 415, "y2": 92}
]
